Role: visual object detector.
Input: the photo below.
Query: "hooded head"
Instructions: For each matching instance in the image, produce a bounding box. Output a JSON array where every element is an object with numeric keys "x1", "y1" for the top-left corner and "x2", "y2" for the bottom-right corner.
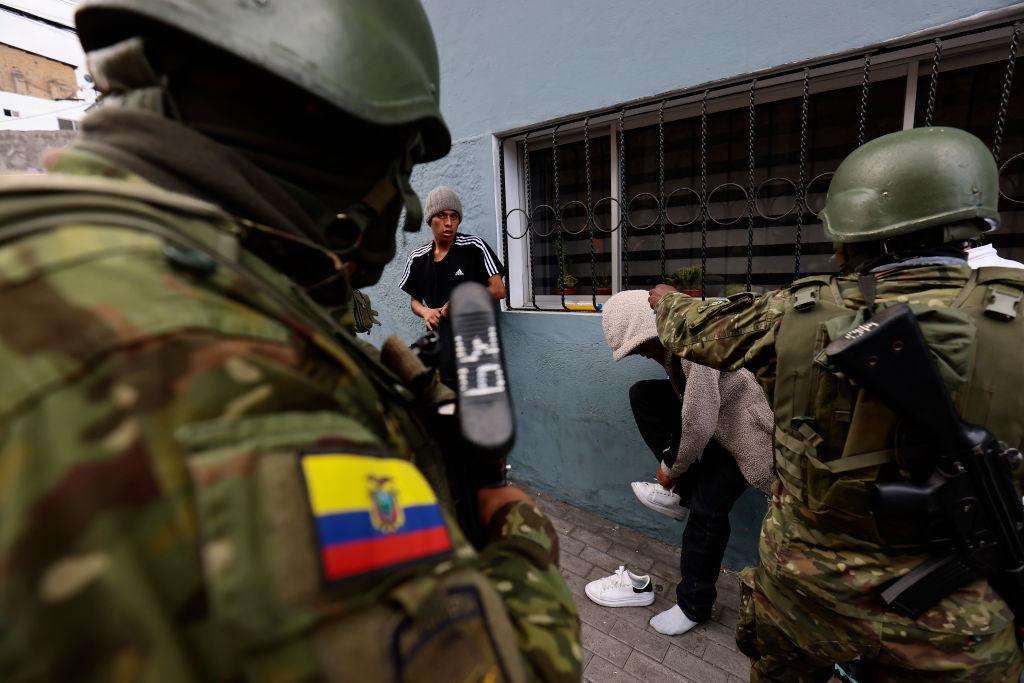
[{"x1": 601, "y1": 290, "x2": 661, "y2": 361}]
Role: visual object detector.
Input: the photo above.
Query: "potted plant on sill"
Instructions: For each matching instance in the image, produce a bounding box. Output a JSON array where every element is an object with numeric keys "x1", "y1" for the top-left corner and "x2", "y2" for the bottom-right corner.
[
  {"x1": 555, "y1": 238, "x2": 578, "y2": 295},
  {"x1": 592, "y1": 237, "x2": 612, "y2": 295},
  {"x1": 556, "y1": 272, "x2": 578, "y2": 295},
  {"x1": 665, "y1": 264, "x2": 703, "y2": 297}
]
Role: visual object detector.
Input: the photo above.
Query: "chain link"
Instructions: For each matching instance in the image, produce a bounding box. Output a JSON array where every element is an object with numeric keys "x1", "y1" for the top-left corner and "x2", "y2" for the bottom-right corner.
[
  {"x1": 658, "y1": 100, "x2": 667, "y2": 279},
  {"x1": 700, "y1": 90, "x2": 709, "y2": 299},
  {"x1": 994, "y1": 22, "x2": 1021, "y2": 164},
  {"x1": 795, "y1": 67, "x2": 810, "y2": 281},
  {"x1": 924, "y1": 38, "x2": 942, "y2": 127},
  {"x1": 552, "y1": 126, "x2": 568, "y2": 308},
  {"x1": 857, "y1": 53, "x2": 871, "y2": 147},
  {"x1": 523, "y1": 133, "x2": 539, "y2": 309},
  {"x1": 498, "y1": 137, "x2": 510, "y2": 308},
  {"x1": 746, "y1": 79, "x2": 756, "y2": 293},
  {"x1": 619, "y1": 107, "x2": 629, "y2": 289},
  {"x1": 584, "y1": 117, "x2": 598, "y2": 308}
]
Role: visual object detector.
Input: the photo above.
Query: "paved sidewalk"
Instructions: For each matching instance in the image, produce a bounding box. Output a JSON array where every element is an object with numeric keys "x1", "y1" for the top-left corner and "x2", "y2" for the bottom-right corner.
[{"x1": 527, "y1": 486, "x2": 751, "y2": 683}]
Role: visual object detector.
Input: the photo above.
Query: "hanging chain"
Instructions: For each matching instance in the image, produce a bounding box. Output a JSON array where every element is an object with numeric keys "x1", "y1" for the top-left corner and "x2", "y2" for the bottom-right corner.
[
  {"x1": 498, "y1": 136, "x2": 510, "y2": 308},
  {"x1": 584, "y1": 117, "x2": 598, "y2": 308},
  {"x1": 658, "y1": 100, "x2": 667, "y2": 279},
  {"x1": 619, "y1": 107, "x2": 629, "y2": 290},
  {"x1": 552, "y1": 126, "x2": 561, "y2": 216},
  {"x1": 994, "y1": 22, "x2": 1021, "y2": 164},
  {"x1": 746, "y1": 79, "x2": 756, "y2": 293},
  {"x1": 524, "y1": 133, "x2": 539, "y2": 309},
  {"x1": 795, "y1": 68, "x2": 810, "y2": 281},
  {"x1": 553, "y1": 126, "x2": 567, "y2": 308},
  {"x1": 857, "y1": 53, "x2": 871, "y2": 147},
  {"x1": 700, "y1": 90, "x2": 709, "y2": 299},
  {"x1": 924, "y1": 38, "x2": 942, "y2": 127}
]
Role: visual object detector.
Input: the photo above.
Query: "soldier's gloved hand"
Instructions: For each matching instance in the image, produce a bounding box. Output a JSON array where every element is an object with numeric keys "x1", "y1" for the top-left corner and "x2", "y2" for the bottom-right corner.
[
  {"x1": 648, "y1": 284, "x2": 679, "y2": 309},
  {"x1": 656, "y1": 461, "x2": 677, "y2": 490}
]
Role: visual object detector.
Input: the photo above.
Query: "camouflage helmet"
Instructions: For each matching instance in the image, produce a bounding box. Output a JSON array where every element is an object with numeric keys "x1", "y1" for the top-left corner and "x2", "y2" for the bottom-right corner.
[
  {"x1": 820, "y1": 127, "x2": 999, "y2": 244},
  {"x1": 74, "y1": 0, "x2": 451, "y2": 162}
]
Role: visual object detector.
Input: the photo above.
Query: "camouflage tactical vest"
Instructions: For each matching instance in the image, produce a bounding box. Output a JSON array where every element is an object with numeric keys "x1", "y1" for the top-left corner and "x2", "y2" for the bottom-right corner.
[
  {"x1": 772, "y1": 267, "x2": 1024, "y2": 543},
  {"x1": 0, "y1": 173, "x2": 531, "y2": 682}
]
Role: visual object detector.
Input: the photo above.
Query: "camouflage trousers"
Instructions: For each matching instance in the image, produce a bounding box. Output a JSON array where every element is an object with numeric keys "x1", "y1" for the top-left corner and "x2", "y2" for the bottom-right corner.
[{"x1": 736, "y1": 566, "x2": 1024, "y2": 682}]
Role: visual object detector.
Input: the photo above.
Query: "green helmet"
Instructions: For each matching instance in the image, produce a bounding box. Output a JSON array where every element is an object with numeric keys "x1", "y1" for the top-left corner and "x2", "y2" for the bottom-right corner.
[
  {"x1": 74, "y1": 0, "x2": 451, "y2": 162},
  {"x1": 820, "y1": 127, "x2": 999, "y2": 244}
]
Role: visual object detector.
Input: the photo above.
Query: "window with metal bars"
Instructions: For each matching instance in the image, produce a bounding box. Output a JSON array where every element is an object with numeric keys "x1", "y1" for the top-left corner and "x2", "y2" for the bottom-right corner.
[{"x1": 496, "y1": 19, "x2": 1024, "y2": 311}]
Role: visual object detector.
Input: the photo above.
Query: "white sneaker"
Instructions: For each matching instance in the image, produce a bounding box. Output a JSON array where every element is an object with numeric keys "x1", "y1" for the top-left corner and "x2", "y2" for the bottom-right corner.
[
  {"x1": 585, "y1": 566, "x2": 656, "y2": 607},
  {"x1": 631, "y1": 481, "x2": 686, "y2": 521}
]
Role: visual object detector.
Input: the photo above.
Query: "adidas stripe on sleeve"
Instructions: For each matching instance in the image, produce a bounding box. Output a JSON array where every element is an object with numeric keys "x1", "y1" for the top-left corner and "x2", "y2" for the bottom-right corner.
[{"x1": 455, "y1": 235, "x2": 501, "y2": 276}]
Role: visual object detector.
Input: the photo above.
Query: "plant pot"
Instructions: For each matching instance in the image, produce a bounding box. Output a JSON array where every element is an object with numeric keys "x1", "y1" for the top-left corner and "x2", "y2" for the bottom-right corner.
[
  {"x1": 682, "y1": 288, "x2": 703, "y2": 297},
  {"x1": 595, "y1": 287, "x2": 612, "y2": 295},
  {"x1": 556, "y1": 287, "x2": 577, "y2": 295}
]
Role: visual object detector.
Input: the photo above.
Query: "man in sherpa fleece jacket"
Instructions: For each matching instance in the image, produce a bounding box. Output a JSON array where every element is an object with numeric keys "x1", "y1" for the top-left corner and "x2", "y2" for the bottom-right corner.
[{"x1": 601, "y1": 290, "x2": 774, "y2": 637}]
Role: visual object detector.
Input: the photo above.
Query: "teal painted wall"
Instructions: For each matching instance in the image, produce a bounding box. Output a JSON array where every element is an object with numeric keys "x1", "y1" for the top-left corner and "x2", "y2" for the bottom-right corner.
[{"x1": 367, "y1": 0, "x2": 1019, "y2": 568}]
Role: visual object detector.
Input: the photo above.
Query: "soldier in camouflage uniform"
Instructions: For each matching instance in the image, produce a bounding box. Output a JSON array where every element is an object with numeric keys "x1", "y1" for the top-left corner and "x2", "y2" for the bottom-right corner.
[
  {"x1": 0, "y1": 1, "x2": 580, "y2": 681},
  {"x1": 648, "y1": 127, "x2": 1024, "y2": 681}
]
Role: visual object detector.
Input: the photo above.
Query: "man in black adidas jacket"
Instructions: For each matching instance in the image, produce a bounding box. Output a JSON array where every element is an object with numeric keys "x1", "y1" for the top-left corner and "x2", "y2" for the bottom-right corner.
[{"x1": 400, "y1": 185, "x2": 506, "y2": 388}]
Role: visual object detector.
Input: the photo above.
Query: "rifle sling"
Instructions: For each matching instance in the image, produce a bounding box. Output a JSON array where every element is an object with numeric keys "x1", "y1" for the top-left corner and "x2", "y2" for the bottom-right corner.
[{"x1": 857, "y1": 274, "x2": 877, "y2": 318}]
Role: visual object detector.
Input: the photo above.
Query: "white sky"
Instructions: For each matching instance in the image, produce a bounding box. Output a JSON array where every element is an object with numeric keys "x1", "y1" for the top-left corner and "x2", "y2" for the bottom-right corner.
[{"x1": 0, "y1": 0, "x2": 82, "y2": 66}]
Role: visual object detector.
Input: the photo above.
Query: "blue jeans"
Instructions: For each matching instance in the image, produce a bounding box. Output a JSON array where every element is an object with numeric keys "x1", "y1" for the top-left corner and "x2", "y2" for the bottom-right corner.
[{"x1": 629, "y1": 379, "x2": 749, "y2": 623}]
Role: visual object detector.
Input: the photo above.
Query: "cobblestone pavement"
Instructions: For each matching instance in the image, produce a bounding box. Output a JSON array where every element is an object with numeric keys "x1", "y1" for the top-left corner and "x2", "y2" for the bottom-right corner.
[{"x1": 526, "y1": 486, "x2": 751, "y2": 683}]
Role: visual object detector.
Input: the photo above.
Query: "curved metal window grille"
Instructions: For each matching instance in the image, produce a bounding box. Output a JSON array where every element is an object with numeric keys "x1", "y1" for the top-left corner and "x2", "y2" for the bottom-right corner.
[{"x1": 497, "y1": 18, "x2": 1024, "y2": 311}]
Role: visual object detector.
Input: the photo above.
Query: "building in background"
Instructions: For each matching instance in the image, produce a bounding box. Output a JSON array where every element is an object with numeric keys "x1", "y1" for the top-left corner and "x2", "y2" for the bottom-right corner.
[
  {"x1": 0, "y1": 0, "x2": 94, "y2": 131},
  {"x1": 366, "y1": 0, "x2": 1024, "y2": 571},
  {"x1": 0, "y1": 0, "x2": 93, "y2": 171}
]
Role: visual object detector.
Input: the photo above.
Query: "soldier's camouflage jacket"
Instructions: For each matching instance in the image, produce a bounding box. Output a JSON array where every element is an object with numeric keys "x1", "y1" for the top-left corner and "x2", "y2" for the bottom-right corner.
[
  {"x1": 0, "y1": 150, "x2": 581, "y2": 682},
  {"x1": 656, "y1": 266, "x2": 1024, "y2": 661}
]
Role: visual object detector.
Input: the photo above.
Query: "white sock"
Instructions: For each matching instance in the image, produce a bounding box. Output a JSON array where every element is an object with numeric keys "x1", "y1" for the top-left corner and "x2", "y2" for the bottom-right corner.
[{"x1": 649, "y1": 604, "x2": 699, "y2": 636}]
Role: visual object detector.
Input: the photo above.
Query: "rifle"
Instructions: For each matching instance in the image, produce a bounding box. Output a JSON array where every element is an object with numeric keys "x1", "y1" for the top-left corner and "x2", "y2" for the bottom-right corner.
[
  {"x1": 382, "y1": 282, "x2": 514, "y2": 547},
  {"x1": 824, "y1": 303, "x2": 1024, "y2": 622}
]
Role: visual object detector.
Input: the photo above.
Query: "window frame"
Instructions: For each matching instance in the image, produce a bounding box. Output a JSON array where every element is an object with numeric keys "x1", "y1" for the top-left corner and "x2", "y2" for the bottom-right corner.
[{"x1": 492, "y1": 21, "x2": 1020, "y2": 312}]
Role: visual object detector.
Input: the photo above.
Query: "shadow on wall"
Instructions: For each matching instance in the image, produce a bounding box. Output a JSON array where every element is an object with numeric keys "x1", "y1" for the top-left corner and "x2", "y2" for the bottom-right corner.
[{"x1": 0, "y1": 131, "x2": 78, "y2": 173}]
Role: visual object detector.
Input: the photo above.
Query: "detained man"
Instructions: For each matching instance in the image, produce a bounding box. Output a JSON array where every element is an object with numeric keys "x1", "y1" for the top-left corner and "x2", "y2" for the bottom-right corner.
[{"x1": 586, "y1": 290, "x2": 774, "y2": 636}]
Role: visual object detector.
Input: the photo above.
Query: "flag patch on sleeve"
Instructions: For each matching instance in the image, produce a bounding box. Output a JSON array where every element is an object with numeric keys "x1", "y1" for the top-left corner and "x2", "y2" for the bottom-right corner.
[{"x1": 299, "y1": 452, "x2": 452, "y2": 583}]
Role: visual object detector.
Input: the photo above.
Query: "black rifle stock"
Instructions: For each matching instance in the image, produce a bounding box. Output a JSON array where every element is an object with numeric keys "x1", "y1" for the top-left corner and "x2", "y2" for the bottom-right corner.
[
  {"x1": 380, "y1": 282, "x2": 514, "y2": 549},
  {"x1": 824, "y1": 303, "x2": 1024, "y2": 621},
  {"x1": 447, "y1": 282, "x2": 516, "y2": 545}
]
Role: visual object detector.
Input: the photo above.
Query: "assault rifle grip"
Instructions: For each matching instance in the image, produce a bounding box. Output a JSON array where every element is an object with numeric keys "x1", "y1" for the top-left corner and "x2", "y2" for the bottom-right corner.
[{"x1": 824, "y1": 303, "x2": 1024, "y2": 623}]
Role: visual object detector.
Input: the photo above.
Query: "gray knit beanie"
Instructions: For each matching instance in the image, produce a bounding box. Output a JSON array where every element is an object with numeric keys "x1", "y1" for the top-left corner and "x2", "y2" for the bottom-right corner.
[
  {"x1": 423, "y1": 186, "x2": 462, "y2": 224},
  {"x1": 602, "y1": 290, "x2": 660, "y2": 361}
]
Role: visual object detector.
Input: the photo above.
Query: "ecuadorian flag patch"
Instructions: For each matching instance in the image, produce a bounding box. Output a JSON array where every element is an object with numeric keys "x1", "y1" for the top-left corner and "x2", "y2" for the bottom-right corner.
[{"x1": 300, "y1": 452, "x2": 452, "y2": 583}]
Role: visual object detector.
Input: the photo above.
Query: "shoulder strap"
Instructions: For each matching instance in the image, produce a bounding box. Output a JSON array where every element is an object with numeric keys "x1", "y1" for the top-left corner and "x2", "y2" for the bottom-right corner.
[{"x1": 951, "y1": 267, "x2": 983, "y2": 309}]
